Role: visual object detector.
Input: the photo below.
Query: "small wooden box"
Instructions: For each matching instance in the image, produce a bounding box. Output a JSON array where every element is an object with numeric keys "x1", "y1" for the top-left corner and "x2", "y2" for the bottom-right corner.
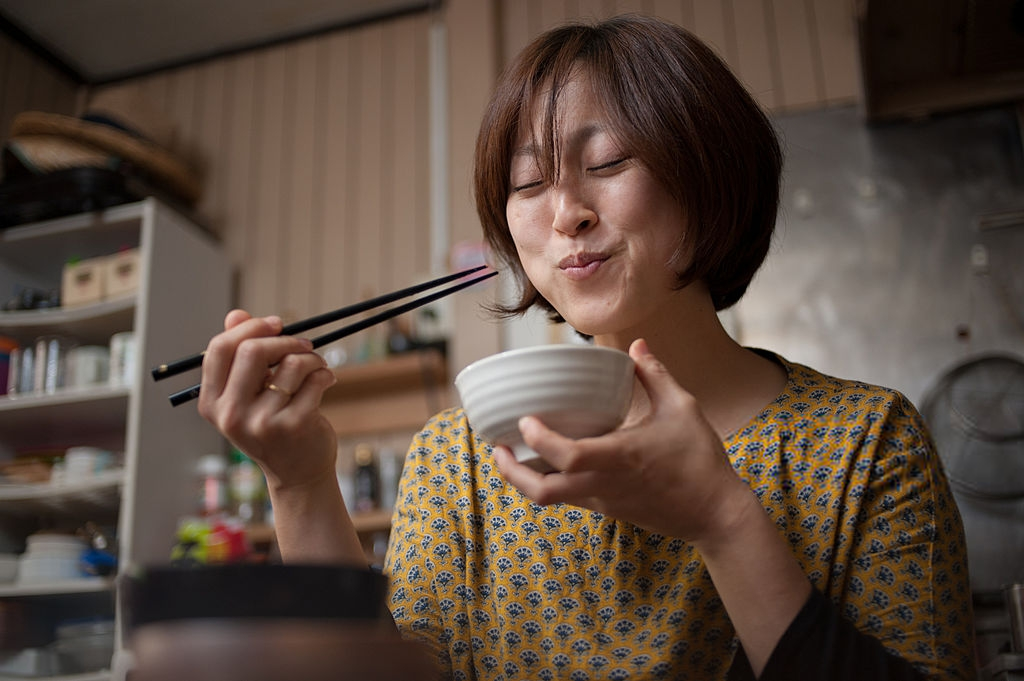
[
  {"x1": 61, "y1": 255, "x2": 108, "y2": 307},
  {"x1": 105, "y1": 248, "x2": 141, "y2": 298}
]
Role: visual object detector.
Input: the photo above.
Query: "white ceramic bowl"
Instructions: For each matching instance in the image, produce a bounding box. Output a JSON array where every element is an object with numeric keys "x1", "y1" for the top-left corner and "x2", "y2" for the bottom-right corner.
[{"x1": 455, "y1": 344, "x2": 635, "y2": 471}]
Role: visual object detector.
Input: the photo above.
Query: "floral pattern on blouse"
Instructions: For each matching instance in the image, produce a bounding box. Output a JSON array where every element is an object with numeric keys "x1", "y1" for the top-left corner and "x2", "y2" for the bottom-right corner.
[{"x1": 383, "y1": 354, "x2": 974, "y2": 680}]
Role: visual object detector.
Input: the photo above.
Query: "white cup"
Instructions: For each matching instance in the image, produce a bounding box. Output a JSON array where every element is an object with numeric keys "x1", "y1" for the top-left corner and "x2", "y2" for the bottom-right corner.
[
  {"x1": 68, "y1": 346, "x2": 110, "y2": 388},
  {"x1": 64, "y1": 446, "x2": 110, "y2": 482},
  {"x1": 109, "y1": 332, "x2": 136, "y2": 386}
]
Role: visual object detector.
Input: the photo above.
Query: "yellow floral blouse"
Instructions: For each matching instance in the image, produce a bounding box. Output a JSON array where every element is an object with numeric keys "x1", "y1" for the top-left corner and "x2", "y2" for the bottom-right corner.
[{"x1": 383, "y1": 354, "x2": 975, "y2": 680}]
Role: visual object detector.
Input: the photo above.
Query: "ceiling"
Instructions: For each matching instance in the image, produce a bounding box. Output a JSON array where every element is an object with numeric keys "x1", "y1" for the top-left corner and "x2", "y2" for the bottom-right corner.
[{"x1": 0, "y1": 0, "x2": 433, "y2": 84}]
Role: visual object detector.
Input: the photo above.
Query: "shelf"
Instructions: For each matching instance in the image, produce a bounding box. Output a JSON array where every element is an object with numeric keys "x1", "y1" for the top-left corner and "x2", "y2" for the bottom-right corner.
[
  {"x1": 326, "y1": 349, "x2": 447, "y2": 399},
  {"x1": 321, "y1": 350, "x2": 450, "y2": 438},
  {"x1": 0, "y1": 469, "x2": 123, "y2": 516},
  {"x1": 0, "y1": 387, "x2": 130, "y2": 453},
  {"x1": 0, "y1": 577, "x2": 114, "y2": 598},
  {"x1": 0, "y1": 295, "x2": 135, "y2": 346},
  {"x1": 0, "y1": 671, "x2": 112, "y2": 681},
  {"x1": 0, "y1": 203, "x2": 145, "y2": 293}
]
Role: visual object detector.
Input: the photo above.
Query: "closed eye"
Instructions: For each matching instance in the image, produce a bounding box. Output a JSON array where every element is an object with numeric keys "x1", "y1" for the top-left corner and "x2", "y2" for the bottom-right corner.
[
  {"x1": 589, "y1": 157, "x2": 629, "y2": 172},
  {"x1": 511, "y1": 179, "x2": 543, "y2": 193}
]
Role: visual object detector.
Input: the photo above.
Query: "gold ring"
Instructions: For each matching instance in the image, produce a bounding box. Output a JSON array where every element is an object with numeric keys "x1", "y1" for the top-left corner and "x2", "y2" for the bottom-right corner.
[{"x1": 265, "y1": 382, "x2": 295, "y2": 398}]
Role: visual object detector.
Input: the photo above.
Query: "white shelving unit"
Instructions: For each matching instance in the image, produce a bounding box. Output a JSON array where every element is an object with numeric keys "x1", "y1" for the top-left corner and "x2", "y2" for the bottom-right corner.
[{"x1": 0, "y1": 199, "x2": 231, "y2": 681}]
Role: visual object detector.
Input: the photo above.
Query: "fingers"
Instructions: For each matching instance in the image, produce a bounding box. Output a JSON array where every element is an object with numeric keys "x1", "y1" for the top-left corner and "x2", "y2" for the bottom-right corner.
[
  {"x1": 198, "y1": 313, "x2": 309, "y2": 417},
  {"x1": 629, "y1": 338, "x2": 688, "y2": 415},
  {"x1": 224, "y1": 308, "x2": 253, "y2": 330},
  {"x1": 282, "y1": 365, "x2": 337, "y2": 415},
  {"x1": 256, "y1": 351, "x2": 332, "y2": 411}
]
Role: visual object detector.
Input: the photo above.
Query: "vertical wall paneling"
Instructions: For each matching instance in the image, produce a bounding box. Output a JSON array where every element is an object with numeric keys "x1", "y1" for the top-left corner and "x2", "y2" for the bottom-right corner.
[
  {"x1": 354, "y1": 24, "x2": 384, "y2": 303},
  {"x1": 730, "y1": 0, "x2": 780, "y2": 109},
  {"x1": 168, "y1": 68, "x2": 199, "y2": 164},
  {"x1": 690, "y1": 0, "x2": 733, "y2": 62},
  {"x1": 378, "y1": 27, "x2": 397, "y2": 298},
  {"x1": 220, "y1": 53, "x2": 257, "y2": 306},
  {"x1": 194, "y1": 60, "x2": 228, "y2": 232},
  {"x1": 0, "y1": 33, "x2": 79, "y2": 149},
  {"x1": 575, "y1": 0, "x2": 609, "y2": 21},
  {"x1": 611, "y1": 0, "x2": 652, "y2": 17},
  {"x1": 650, "y1": 0, "x2": 690, "y2": 30},
  {"x1": 539, "y1": 1, "x2": 572, "y2": 32},
  {"x1": 500, "y1": 1, "x2": 533, "y2": 64},
  {"x1": 283, "y1": 40, "x2": 319, "y2": 322},
  {"x1": 1, "y1": 41, "x2": 31, "y2": 142},
  {"x1": 390, "y1": 15, "x2": 427, "y2": 293},
  {"x1": 251, "y1": 49, "x2": 286, "y2": 315},
  {"x1": 813, "y1": 0, "x2": 858, "y2": 104},
  {"x1": 772, "y1": 0, "x2": 825, "y2": 109},
  {"x1": 319, "y1": 31, "x2": 352, "y2": 318},
  {"x1": 446, "y1": 0, "x2": 503, "y2": 370},
  {"x1": 0, "y1": 35, "x2": 14, "y2": 141},
  {"x1": 413, "y1": 17, "x2": 431, "y2": 281},
  {"x1": 306, "y1": 38, "x2": 329, "y2": 317}
]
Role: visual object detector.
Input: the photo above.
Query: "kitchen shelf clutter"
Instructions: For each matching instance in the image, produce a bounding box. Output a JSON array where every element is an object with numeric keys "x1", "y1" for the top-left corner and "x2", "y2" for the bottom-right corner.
[{"x1": 0, "y1": 199, "x2": 231, "y2": 681}]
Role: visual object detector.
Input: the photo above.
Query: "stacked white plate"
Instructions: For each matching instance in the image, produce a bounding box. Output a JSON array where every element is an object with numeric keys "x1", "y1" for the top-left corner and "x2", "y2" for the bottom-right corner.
[{"x1": 17, "y1": 533, "x2": 86, "y2": 583}]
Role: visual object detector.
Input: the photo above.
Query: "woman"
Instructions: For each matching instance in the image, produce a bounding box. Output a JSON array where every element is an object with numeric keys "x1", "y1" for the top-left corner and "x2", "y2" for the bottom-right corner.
[{"x1": 198, "y1": 14, "x2": 975, "y2": 681}]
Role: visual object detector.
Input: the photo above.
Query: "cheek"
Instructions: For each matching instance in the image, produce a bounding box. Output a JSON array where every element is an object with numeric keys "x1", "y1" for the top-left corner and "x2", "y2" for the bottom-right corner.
[{"x1": 506, "y1": 203, "x2": 546, "y2": 254}]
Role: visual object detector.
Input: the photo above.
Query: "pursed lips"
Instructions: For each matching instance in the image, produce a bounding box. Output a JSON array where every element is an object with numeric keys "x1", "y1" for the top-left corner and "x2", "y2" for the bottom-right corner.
[{"x1": 558, "y1": 252, "x2": 609, "y2": 279}]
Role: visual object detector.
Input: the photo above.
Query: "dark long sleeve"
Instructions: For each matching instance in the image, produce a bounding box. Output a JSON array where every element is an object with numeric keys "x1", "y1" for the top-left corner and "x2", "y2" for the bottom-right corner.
[{"x1": 727, "y1": 587, "x2": 931, "y2": 681}]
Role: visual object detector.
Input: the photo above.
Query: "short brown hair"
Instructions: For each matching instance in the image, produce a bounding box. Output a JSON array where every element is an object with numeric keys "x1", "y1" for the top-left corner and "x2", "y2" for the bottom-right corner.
[{"x1": 474, "y1": 14, "x2": 782, "y2": 316}]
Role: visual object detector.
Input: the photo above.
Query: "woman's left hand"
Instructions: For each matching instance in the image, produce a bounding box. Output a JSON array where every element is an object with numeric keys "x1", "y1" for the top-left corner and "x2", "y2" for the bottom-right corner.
[{"x1": 493, "y1": 338, "x2": 753, "y2": 542}]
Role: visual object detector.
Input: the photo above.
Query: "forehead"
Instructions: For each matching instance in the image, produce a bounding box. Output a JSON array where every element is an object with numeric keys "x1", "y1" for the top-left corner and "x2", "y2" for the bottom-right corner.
[{"x1": 515, "y1": 70, "x2": 617, "y2": 148}]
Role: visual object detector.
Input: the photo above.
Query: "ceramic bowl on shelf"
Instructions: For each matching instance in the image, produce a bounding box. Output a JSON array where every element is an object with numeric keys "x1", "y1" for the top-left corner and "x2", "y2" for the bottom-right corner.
[
  {"x1": 17, "y1": 532, "x2": 86, "y2": 584},
  {"x1": 455, "y1": 344, "x2": 635, "y2": 472}
]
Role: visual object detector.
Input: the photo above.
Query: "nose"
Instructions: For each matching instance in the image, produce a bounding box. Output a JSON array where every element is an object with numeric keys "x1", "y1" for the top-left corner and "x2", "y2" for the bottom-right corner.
[{"x1": 551, "y1": 181, "x2": 597, "y2": 236}]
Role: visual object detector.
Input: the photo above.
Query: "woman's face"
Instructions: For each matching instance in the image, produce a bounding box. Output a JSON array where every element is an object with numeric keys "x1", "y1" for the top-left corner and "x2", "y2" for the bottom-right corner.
[{"x1": 506, "y1": 74, "x2": 688, "y2": 339}]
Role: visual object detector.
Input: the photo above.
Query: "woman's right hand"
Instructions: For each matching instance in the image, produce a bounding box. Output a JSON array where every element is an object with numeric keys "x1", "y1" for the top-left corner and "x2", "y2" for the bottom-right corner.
[{"x1": 196, "y1": 309, "x2": 339, "y2": 492}]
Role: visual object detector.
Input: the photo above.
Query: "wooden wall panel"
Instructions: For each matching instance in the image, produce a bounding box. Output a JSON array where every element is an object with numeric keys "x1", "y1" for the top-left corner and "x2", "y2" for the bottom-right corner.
[
  {"x1": 353, "y1": 24, "x2": 384, "y2": 307},
  {"x1": 773, "y1": 0, "x2": 825, "y2": 108},
  {"x1": 691, "y1": 0, "x2": 733, "y2": 61},
  {"x1": 813, "y1": 0, "x2": 860, "y2": 104},
  {"x1": 220, "y1": 53, "x2": 258, "y2": 302},
  {"x1": 0, "y1": 34, "x2": 80, "y2": 148},
  {"x1": 493, "y1": 0, "x2": 857, "y2": 114},
  {"x1": 79, "y1": 13, "x2": 433, "y2": 338},
  {"x1": 318, "y1": 32, "x2": 353, "y2": 318},
  {"x1": 650, "y1": 0, "x2": 691, "y2": 30},
  {"x1": 250, "y1": 47, "x2": 287, "y2": 316}
]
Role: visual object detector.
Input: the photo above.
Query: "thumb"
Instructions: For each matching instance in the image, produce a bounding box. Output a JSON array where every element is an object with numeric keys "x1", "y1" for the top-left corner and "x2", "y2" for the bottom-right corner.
[{"x1": 628, "y1": 338, "x2": 684, "y2": 411}]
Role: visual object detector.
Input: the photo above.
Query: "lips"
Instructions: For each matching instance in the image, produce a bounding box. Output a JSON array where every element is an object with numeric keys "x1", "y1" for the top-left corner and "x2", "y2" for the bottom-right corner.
[
  {"x1": 558, "y1": 252, "x2": 608, "y2": 279},
  {"x1": 558, "y1": 252, "x2": 607, "y2": 269}
]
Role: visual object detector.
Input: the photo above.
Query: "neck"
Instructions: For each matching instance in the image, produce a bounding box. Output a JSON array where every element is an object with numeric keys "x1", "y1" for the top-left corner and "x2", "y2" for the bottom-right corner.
[{"x1": 592, "y1": 288, "x2": 786, "y2": 438}]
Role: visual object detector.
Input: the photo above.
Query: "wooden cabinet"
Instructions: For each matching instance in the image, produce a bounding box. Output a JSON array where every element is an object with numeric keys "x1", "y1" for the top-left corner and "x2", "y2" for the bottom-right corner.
[{"x1": 0, "y1": 199, "x2": 231, "y2": 681}]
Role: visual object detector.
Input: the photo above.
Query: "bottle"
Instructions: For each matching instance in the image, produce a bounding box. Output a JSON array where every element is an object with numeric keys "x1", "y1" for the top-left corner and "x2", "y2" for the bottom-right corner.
[
  {"x1": 352, "y1": 444, "x2": 380, "y2": 514},
  {"x1": 228, "y1": 449, "x2": 266, "y2": 524},
  {"x1": 195, "y1": 454, "x2": 229, "y2": 517},
  {"x1": 378, "y1": 447, "x2": 401, "y2": 510}
]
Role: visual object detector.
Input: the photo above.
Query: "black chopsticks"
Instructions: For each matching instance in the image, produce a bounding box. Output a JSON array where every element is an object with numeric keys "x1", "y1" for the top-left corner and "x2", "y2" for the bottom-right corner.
[{"x1": 155, "y1": 265, "x2": 497, "y2": 407}]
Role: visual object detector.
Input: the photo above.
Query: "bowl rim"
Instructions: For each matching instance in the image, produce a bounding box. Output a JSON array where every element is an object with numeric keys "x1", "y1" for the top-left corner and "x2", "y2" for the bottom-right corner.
[{"x1": 455, "y1": 344, "x2": 632, "y2": 386}]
